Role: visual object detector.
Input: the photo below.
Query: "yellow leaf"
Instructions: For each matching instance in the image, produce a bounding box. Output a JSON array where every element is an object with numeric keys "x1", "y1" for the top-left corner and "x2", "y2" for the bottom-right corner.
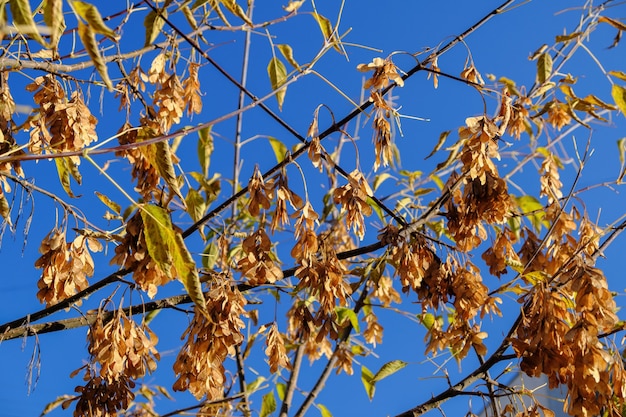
[
  {"x1": 0, "y1": 189, "x2": 11, "y2": 226},
  {"x1": 43, "y1": 0, "x2": 65, "y2": 51},
  {"x1": 612, "y1": 84, "x2": 626, "y2": 116},
  {"x1": 425, "y1": 130, "x2": 450, "y2": 159},
  {"x1": 267, "y1": 137, "x2": 287, "y2": 163},
  {"x1": 9, "y1": 0, "x2": 46, "y2": 45},
  {"x1": 283, "y1": 1, "x2": 305, "y2": 13},
  {"x1": 616, "y1": 138, "x2": 626, "y2": 183},
  {"x1": 153, "y1": 141, "x2": 185, "y2": 205},
  {"x1": 312, "y1": 12, "x2": 342, "y2": 53},
  {"x1": 77, "y1": 21, "x2": 113, "y2": 90},
  {"x1": 277, "y1": 44, "x2": 300, "y2": 70},
  {"x1": 267, "y1": 57, "x2": 287, "y2": 110},
  {"x1": 361, "y1": 366, "x2": 375, "y2": 400},
  {"x1": 144, "y1": 6, "x2": 167, "y2": 46},
  {"x1": 95, "y1": 191, "x2": 121, "y2": 214},
  {"x1": 219, "y1": 0, "x2": 252, "y2": 26},
  {"x1": 55, "y1": 157, "x2": 81, "y2": 198},
  {"x1": 140, "y1": 205, "x2": 208, "y2": 316},
  {"x1": 73, "y1": 1, "x2": 119, "y2": 40},
  {"x1": 536, "y1": 52, "x2": 552, "y2": 84},
  {"x1": 609, "y1": 70, "x2": 626, "y2": 82}
]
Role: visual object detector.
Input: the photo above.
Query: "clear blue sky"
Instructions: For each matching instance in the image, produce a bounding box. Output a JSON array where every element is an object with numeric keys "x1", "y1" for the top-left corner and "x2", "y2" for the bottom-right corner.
[{"x1": 1, "y1": 1, "x2": 626, "y2": 416}]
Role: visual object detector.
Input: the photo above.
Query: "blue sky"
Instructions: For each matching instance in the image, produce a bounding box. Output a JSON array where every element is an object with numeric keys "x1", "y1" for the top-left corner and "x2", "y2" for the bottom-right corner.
[{"x1": 1, "y1": 1, "x2": 626, "y2": 416}]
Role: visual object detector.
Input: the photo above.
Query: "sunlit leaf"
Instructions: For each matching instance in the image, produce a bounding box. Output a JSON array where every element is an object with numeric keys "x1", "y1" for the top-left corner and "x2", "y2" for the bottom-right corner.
[
  {"x1": 201, "y1": 242, "x2": 218, "y2": 269},
  {"x1": 312, "y1": 12, "x2": 341, "y2": 53},
  {"x1": 77, "y1": 21, "x2": 113, "y2": 90},
  {"x1": 268, "y1": 137, "x2": 288, "y2": 163},
  {"x1": 55, "y1": 157, "x2": 81, "y2": 198},
  {"x1": 425, "y1": 130, "x2": 450, "y2": 159},
  {"x1": 612, "y1": 84, "x2": 626, "y2": 116},
  {"x1": 246, "y1": 376, "x2": 266, "y2": 394},
  {"x1": 515, "y1": 195, "x2": 548, "y2": 231},
  {"x1": 140, "y1": 205, "x2": 208, "y2": 315},
  {"x1": 219, "y1": 0, "x2": 252, "y2": 25},
  {"x1": 267, "y1": 57, "x2": 288, "y2": 110},
  {"x1": 318, "y1": 404, "x2": 333, "y2": 417},
  {"x1": 276, "y1": 382, "x2": 286, "y2": 401},
  {"x1": 260, "y1": 391, "x2": 276, "y2": 417},
  {"x1": 277, "y1": 44, "x2": 300, "y2": 69},
  {"x1": 499, "y1": 77, "x2": 521, "y2": 97},
  {"x1": 373, "y1": 172, "x2": 393, "y2": 191},
  {"x1": 153, "y1": 141, "x2": 185, "y2": 204},
  {"x1": 0, "y1": 190, "x2": 11, "y2": 225},
  {"x1": 95, "y1": 191, "x2": 121, "y2": 214},
  {"x1": 418, "y1": 313, "x2": 435, "y2": 330},
  {"x1": 609, "y1": 71, "x2": 626, "y2": 82},
  {"x1": 361, "y1": 365, "x2": 375, "y2": 400},
  {"x1": 9, "y1": 0, "x2": 46, "y2": 45},
  {"x1": 43, "y1": 0, "x2": 65, "y2": 51},
  {"x1": 283, "y1": 0, "x2": 305, "y2": 13},
  {"x1": 73, "y1": 1, "x2": 119, "y2": 40},
  {"x1": 185, "y1": 188, "x2": 206, "y2": 222},
  {"x1": 144, "y1": 6, "x2": 167, "y2": 46},
  {"x1": 335, "y1": 306, "x2": 360, "y2": 332},
  {"x1": 536, "y1": 52, "x2": 552, "y2": 84},
  {"x1": 371, "y1": 360, "x2": 408, "y2": 382}
]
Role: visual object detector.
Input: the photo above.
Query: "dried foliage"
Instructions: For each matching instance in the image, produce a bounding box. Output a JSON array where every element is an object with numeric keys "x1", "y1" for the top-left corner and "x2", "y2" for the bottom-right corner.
[{"x1": 1, "y1": 2, "x2": 626, "y2": 417}]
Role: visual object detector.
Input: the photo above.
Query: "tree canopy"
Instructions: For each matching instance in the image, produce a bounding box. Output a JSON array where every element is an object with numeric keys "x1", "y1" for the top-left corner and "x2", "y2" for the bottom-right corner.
[{"x1": 1, "y1": 1, "x2": 626, "y2": 417}]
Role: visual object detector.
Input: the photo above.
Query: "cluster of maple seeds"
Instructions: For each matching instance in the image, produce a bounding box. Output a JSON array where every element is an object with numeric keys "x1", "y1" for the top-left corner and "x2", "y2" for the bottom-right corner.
[
  {"x1": 65, "y1": 306, "x2": 159, "y2": 416},
  {"x1": 173, "y1": 280, "x2": 247, "y2": 401},
  {"x1": 357, "y1": 57, "x2": 404, "y2": 171},
  {"x1": 35, "y1": 229, "x2": 102, "y2": 306},
  {"x1": 27, "y1": 75, "x2": 97, "y2": 158}
]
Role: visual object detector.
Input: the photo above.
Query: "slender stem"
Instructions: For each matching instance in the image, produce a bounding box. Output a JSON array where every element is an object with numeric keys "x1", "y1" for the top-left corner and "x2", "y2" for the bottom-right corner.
[{"x1": 279, "y1": 344, "x2": 304, "y2": 417}]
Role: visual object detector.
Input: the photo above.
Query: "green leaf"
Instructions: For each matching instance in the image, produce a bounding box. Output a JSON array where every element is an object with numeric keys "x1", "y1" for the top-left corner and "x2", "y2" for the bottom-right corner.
[
  {"x1": 140, "y1": 205, "x2": 208, "y2": 315},
  {"x1": 73, "y1": 1, "x2": 119, "y2": 40},
  {"x1": 260, "y1": 391, "x2": 276, "y2": 417},
  {"x1": 372, "y1": 360, "x2": 408, "y2": 382},
  {"x1": 201, "y1": 242, "x2": 218, "y2": 269},
  {"x1": 152, "y1": 141, "x2": 185, "y2": 203},
  {"x1": 514, "y1": 195, "x2": 548, "y2": 231},
  {"x1": 140, "y1": 205, "x2": 175, "y2": 269},
  {"x1": 617, "y1": 138, "x2": 626, "y2": 183},
  {"x1": 276, "y1": 382, "x2": 286, "y2": 401},
  {"x1": 267, "y1": 57, "x2": 288, "y2": 110},
  {"x1": 246, "y1": 376, "x2": 265, "y2": 394},
  {"x1": 334, "y1": 307, "x2": 359, "y2": 332},
  {"x1": 95, "y1": 191, "x2": 121, "y2": 214},
  {"x1": 185, "y1": 188, "x2": 206, "y2": 222},
  {"x1": 144, "y1": 6, "x2": 167, "y2": 46},
  {"x1": 318, "y1": 404, "x2": 333, "y2": 417},
  {"x1": 417, "y1": 313, "x2": 435, "y2": 330},
  {"x1": 268, "y1": 137, "x2": 288, "y2": 163},
  {"x1": 361, "y1": 365, "x2": 375, "y2": 400},
  {"x1": 612, "y1": 84, "x2": 626, "y2": 116},
  {"x1": 536, "y1": 52, "x2": 552, "y2": 84},
  {"x1": 277, "y1": 44, "x2": 300, "y2": 69},
  {"x1": 9, "y1": 0, "x2": 46, "y2": 45},
  {"x1": 197, "y1": 126, "x2": 214, "y2": 177},
  {"x1": 372, "y1": 172, "x2": 393, "y2": 191},
  {"x1": 55, "y1": 157, "x2": 81, "y2": 198}
]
